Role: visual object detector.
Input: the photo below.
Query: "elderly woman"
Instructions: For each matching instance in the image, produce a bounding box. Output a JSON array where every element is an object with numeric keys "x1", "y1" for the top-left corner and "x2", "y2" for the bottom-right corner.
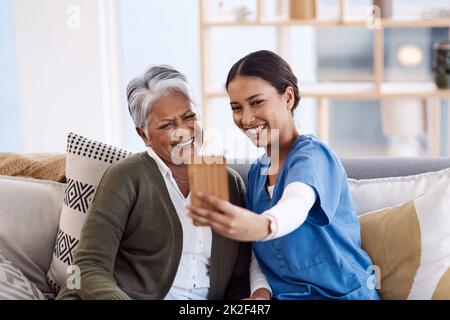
[{"x1": 56, "y1": 65, "x2": 250, "y2": 300}]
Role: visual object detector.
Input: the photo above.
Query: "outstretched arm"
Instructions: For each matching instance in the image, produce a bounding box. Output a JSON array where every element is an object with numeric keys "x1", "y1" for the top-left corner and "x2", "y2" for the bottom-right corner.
[{"x1": 186, "y1": 182, "x2": 316, "y2": 242}]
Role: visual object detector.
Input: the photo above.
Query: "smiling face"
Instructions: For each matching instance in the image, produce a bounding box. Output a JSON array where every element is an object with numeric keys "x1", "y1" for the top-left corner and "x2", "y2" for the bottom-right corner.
[
  {"x1": 227, "y1": 75, "x2": 295, "y2": 149},
  {"x1": 137, "y1": 90, "x2": 201, "y2": 165}
]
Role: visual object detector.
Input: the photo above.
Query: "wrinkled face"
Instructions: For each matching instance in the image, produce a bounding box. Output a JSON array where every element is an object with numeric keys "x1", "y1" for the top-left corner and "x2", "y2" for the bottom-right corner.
[
  {"x1": 138, "y1": 90, "x2": 201, "y2": 165},
  {"x1": 227, "y1": 75, "x2": 294, "y2": 148}
]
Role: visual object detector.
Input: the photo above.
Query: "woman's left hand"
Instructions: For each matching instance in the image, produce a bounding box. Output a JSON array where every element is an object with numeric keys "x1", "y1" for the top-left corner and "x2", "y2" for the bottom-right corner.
[{"x1": 186, "y1": 192, "x2": 270, "y2": 242}]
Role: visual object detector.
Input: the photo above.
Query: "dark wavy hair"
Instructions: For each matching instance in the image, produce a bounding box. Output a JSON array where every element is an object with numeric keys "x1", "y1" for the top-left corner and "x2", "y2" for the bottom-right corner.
[{"x1": 225, "y1": 50, "x2": 301, "y2": 113}]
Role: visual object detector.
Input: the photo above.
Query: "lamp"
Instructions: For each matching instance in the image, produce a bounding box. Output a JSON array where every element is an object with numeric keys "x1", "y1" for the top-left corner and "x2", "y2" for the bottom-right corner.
[
  {"x1": 380, "y1": 43, "x2": 426, "y2": 156},
  {"x1": 397, "y1": 44, "x2": 423, "y2": 67},
  {"x1": 381, "y1": 99, "x2": 426, "y2": 156}
]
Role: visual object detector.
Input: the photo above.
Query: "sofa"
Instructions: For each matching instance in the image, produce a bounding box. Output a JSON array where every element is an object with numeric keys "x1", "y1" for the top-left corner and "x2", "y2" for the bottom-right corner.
[{"x1": 1, "y1": 150, "x2": 450, "y2": 300}]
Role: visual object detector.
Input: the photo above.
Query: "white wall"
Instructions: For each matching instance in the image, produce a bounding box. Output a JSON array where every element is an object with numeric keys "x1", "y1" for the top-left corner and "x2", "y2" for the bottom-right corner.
[
  {"x1": 11, "y1": 0, "x2": 122, "y2": 152},
  {"x1": 0, "y1": 0, "x2": 21, "y2": 152},
  {"x1": 119, "y1": 0, "x2": 200, "y2": 152}
]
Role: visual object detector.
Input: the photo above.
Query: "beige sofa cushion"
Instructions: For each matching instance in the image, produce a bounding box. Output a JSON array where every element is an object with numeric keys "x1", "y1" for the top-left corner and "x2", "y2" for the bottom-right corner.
[
  {"x1": 0, "y1": 175, "x2": 65, "y2": 296},
  {"x1": 360, "y1": 181, "x2": 450, "y2": 299}
]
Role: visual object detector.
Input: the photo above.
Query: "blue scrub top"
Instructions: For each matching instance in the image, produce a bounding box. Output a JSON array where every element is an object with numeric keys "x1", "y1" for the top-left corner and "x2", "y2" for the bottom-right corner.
[{"x1": 246, "y1": 134, "x2": 381, "y2": 300}]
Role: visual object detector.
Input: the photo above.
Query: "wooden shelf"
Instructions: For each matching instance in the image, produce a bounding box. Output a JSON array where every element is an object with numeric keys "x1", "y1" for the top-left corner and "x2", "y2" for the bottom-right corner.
[
  {"x1": 202, "y1": 18, "x2": 364, "y2": 27},
  {"x1": 381, "y1": 18, "x2": 450, "y2": 28},
  {"x1": 301, "y1": 82, "x2": 376, "y2": 99},
  {"x1": 381, "y1": 82, "x2": 450, "y2": 98},
  {"x1": 206, "y1": 82, "x2": 450, "y2": 100},
  {"x1": 202, "y1": 17, "x2": 450, "y2": 28}
]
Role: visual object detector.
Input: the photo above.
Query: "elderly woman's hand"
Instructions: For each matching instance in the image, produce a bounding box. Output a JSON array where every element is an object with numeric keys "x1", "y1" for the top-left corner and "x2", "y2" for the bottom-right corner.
[{"x1": 186, "y1": 192, "x2": 270, "y2": 242}]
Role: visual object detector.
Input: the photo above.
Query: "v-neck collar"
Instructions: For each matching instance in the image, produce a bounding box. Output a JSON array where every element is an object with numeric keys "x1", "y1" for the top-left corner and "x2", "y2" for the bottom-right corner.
[{"x1": 260, "y1": 134, "x2": 308, "y2": 200}]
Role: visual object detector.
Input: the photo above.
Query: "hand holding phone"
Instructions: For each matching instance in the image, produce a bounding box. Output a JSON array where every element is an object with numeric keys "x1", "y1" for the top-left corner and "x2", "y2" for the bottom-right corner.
[{"x1": 187, "y1": 156, "x2": 229, "y2": 226}]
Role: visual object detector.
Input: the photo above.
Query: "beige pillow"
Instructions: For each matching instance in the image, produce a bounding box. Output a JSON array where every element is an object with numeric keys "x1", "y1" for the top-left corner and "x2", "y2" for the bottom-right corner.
[
  {"x1": 0, "y1": 175, "x2": 65, "y2": 296},
  {"x1": 360, "y1": 181, "x2": 450, "y2": 300}
]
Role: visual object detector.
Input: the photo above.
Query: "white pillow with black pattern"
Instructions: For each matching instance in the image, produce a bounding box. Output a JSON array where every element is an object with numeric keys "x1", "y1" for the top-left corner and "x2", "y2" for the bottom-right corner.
[
  {"x1": 0, "y1": 251, "x2": 45, "y2": 300},
  {"x1": 46, "y1": 132, "x2": 132, "y2": 293}
]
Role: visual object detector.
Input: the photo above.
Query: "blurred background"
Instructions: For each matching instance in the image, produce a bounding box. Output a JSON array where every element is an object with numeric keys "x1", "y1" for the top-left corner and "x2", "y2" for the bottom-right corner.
[{"x1": 1, "y1": 0, "x2": 450, "y2": 158}]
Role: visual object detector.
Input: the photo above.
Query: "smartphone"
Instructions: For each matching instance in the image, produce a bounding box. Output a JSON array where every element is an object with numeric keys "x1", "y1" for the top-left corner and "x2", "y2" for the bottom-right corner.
[{"x1": 188, "y1": 156, "x2": 229, "y2": 226}]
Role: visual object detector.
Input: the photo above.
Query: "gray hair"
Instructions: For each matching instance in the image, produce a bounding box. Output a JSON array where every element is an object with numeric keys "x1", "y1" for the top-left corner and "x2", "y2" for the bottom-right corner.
[{"x1": 126, "y1": 65, "x2": 195, "y2": 132}]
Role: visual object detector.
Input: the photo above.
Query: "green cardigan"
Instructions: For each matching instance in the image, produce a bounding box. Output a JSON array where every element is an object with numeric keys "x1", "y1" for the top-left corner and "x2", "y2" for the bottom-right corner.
[{"x1": 57, "y1": 152, "x2": 250, "y2": 300}]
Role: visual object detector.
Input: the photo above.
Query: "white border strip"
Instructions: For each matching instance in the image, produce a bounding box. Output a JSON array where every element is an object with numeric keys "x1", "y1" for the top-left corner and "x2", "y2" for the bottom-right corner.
[{"x1": 98, "y1": 0, "x2": 123, "y2": 146}]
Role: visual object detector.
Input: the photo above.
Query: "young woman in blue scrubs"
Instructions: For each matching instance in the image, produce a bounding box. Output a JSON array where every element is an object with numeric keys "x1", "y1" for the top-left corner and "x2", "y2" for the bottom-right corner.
[{"x1": 187, "y1": 50, "x2": 381, "y2": 300}]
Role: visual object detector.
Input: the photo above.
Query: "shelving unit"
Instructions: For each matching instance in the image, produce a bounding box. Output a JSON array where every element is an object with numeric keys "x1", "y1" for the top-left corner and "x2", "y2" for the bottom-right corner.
[
  {"x1": 199, "y1": 0, "x2": 450, "y2": 156},
  {"x1": 202, "y1": 17, "x2": 450, "y2": 28}
]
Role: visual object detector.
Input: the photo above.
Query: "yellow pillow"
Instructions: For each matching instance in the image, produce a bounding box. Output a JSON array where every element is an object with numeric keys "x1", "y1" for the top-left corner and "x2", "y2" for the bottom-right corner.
[{"x1": 359, "y1": 181, "x2": 450, "y2": 300}]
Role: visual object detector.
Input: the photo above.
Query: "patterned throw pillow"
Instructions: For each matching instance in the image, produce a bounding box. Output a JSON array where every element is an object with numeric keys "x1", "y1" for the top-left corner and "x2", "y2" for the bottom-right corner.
[
  {"x1": 0, "y1": 251, "x2": 45, "y2": 300},
  {"x1": 360, "y1": 181, "x2": 450, "y2": 300},
  {"x1": 46, "y1": 133, "x2": 132, "y2": 293}
]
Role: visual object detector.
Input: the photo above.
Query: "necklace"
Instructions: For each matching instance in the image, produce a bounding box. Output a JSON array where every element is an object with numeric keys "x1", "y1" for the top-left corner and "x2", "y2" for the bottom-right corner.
[
  {"x1": 173, "y1": 175, "x2": 189, "y2": 185},
  {"x1": 175, "y1": 179, "x2": 189, "y2": 186}
]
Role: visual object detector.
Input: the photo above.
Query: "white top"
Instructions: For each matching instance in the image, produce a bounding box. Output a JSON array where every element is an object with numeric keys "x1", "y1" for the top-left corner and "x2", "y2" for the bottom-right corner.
[
  {"x1": 262, "y1": 182, "x2": 316, "y2": 240},
  {"x1": 250, "y1": 181, "x2": 317, "y2": 297},
  {"x1": 267, "y1": 184, "x2": 275, "y2": 197},
  {"x1": 147, "y1": 147, "x2": 212, "y2": 300}
]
